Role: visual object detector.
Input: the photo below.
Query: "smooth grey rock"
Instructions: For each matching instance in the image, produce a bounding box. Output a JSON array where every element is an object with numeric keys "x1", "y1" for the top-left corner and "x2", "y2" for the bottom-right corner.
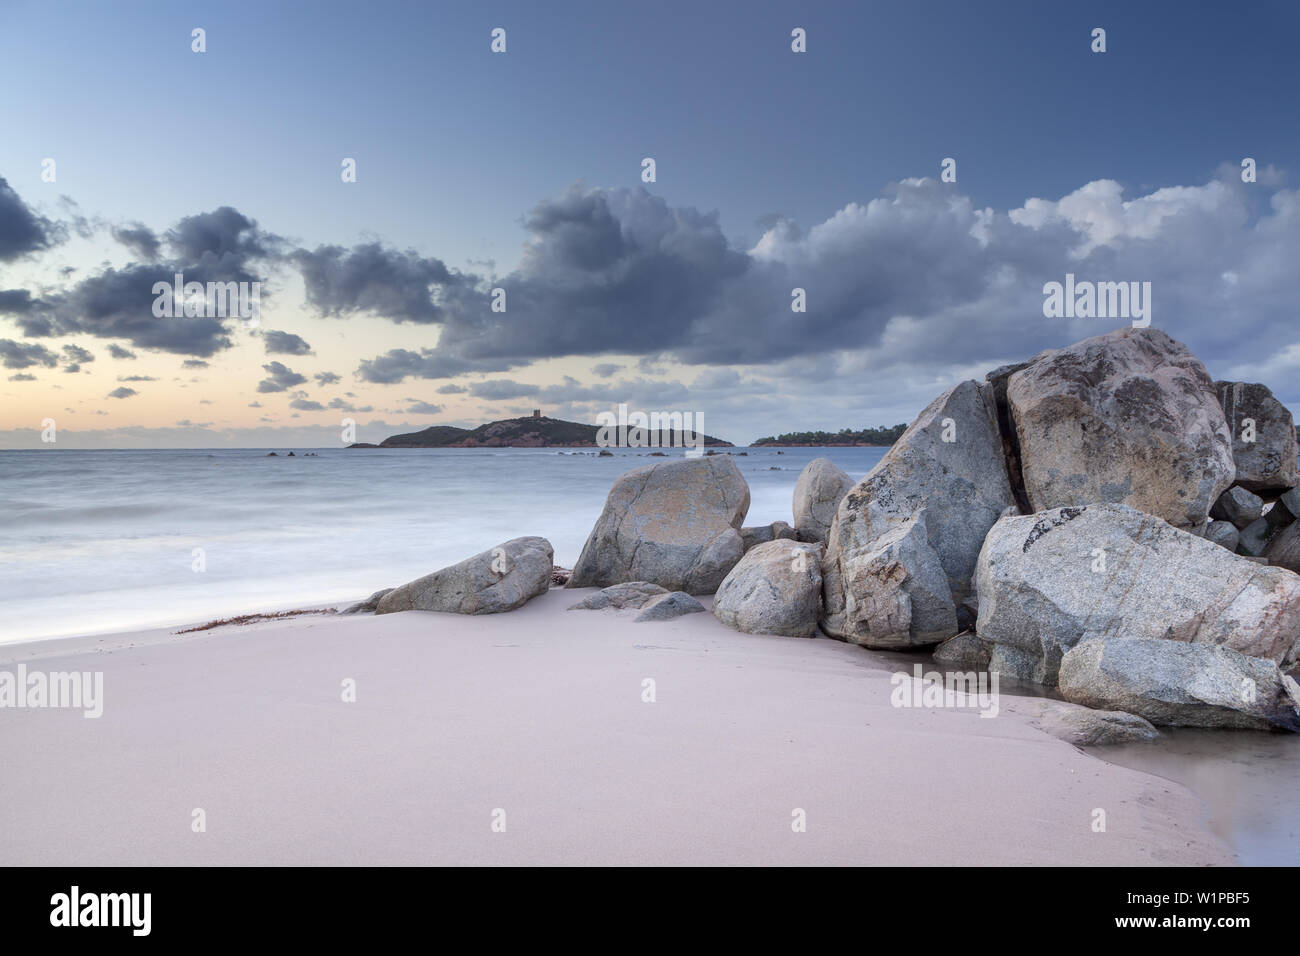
[
  {"x1": 1205, "y1": 520, "x2": 1240, "y2": 552},
  {"x1": 1210, "y1": 486, "x2": 1264, "y2": 528},
  {"x1": 1265, "y1": 519, "x2": 1300, "y2": 574},
  {"x1": 740, "y1": 520, "x2": 797, "y2": 551},
  {"x1": 712, "y1": 539, "x2": 824, "y2": 638},
  {"x1": 1279, "y1": 486, "x2": 1300, "y2": 518},
  {"x1": 567, "y1": 581, "x2": 668, "y2": 611},
  {"x1": 342, "y1": 588, "x2": 393, "y2": 614},
  {"x1": 1237, "y1": 503, "x2": 1293, "y2": 556},
  {"x1": 792, "y1": 458, "x2": 854, "y2": 543},
  {"x1": 376, "y1": 536, "x2": 553, "y2": 615},
  {"x1": 1059, "y1": 637, "x2": 1300, "y2": 731},
  {"x1": 567, "y1": 456, "x2": 750, "y2": 594},
  {"x1": 822, "y1": 379, "x2": 1016, "y2": 644},
  {"x1": 1215, "y1": 381, "x2": 1300, "y2": 494},
  {"x1": 976, "y1": 504, "x2": 1300, "y2": 685},
  {"x1": 932, "y1": 631, "x2": 991, "y2": 669},
  {"x1": 633, "y1": 591, "x2": 705, "y2": 622},
  {"x1": 1005, "y1": 696, "x2": 1161, "y2": 746},
  {"x1": 1008, "y1": 328, "x2": 1233, "y2": 529}
]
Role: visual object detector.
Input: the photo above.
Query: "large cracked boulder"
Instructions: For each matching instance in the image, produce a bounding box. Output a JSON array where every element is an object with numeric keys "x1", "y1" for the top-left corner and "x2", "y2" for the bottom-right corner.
[
  {"x1": 376, "y1": 536, "x2": 553, "y2": 615},
  {"x1": 713, "y1": 539, "x2": 824, "y2": 638},
  {"x1": 821, "y1": 380, "x2": 1016, "y2": 644},
  {"x1": 823, "y1": 510, "x2": 956, "y2": 647},
  {"x1": 568, "y1": 456, "x2": 749, "y2": 594},
  {"x1": 1215, "y1": 381, "x2": 1299, "y2": 495},
  {"x1": 792, "y1": 458, "x2": 854, "y2": 543},
  {"x1": 1007, "y1": 328, "x2": 1234, "y2": 529},
  {"x1": 1059, "y1": 637, "x2": 1300, "y2": 731},
  {"x1": 975, "y1": 504, "x2": 1300, "y2": 684}
]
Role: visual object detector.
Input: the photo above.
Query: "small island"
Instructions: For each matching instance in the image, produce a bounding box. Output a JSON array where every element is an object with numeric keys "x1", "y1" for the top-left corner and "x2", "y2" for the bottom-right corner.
[
  {"x1": 353, "y1": 410, "x2": 733, "y2": 448},
  {"x1": 751, "y1": 424, "x2": 908, "y2": 447}
]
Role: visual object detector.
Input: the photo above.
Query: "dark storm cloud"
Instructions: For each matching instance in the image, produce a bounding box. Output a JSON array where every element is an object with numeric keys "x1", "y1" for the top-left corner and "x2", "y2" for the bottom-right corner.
[
  {"x1": 8, "y1": 205, "x2": 280, "y2": 357},
  {"x1": 0, "y1": 176, "x2": 62, "y2": 260},
  {"x1": 0, "y1": 339, "x2": 58, "y2": 369},
  {"x1": 257, "y1": 361, "x2": 308, "y2": 393},
  {"x1": 111, "y1": 222, "x2": 162, "y2": 261},
  {"x1": 292, "y1": 242, "x2": 475, "y2": 323},
  {"x1": 591, "y1": 363, "x2": 623, "y2": 378},
  {"x1": 262, "y1": 330, "x2": 313, "y2": 355}
]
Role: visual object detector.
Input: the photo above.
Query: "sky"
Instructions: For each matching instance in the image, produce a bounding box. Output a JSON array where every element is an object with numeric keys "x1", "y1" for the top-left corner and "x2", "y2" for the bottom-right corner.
[{"x1": 1, "y1": 0, "x2": 1299, "y2": 447}]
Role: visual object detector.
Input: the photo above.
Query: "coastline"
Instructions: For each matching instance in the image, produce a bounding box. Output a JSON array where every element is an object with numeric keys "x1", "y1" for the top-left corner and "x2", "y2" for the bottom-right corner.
[{"x1": 0, "y1": 587, "x2": 1233, "y2": 866}]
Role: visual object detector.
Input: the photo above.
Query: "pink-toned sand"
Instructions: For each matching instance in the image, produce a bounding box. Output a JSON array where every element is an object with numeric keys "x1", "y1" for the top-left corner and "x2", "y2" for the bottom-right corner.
[{"x1": 0, "y1": 588, "x2": 1232, "y2": 865}]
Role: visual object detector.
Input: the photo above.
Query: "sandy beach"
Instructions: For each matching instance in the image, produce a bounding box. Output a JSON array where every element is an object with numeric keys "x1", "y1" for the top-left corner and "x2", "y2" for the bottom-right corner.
[{"x1": 0, "y1": 587, "x2": 1232, "y2": 866}]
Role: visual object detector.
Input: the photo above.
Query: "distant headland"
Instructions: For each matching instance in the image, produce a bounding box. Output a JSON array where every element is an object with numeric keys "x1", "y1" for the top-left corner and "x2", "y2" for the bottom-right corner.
[
  {"x1": 751, "y1": 425, "x2": 908, "y2": 447},
  {"x1": 350, "y1": 411, "x2": 733, "y2": 449}
]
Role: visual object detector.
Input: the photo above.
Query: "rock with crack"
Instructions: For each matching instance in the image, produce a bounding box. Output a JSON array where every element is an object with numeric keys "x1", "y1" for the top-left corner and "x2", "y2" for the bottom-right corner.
[
  {"x1": 1059, "y1": 637, "x2": 1300, "y2": 731},
  {"x1": 975, "y1": 503, "x2": 1300, "y2": 684},
  {"x1": 822, "y1": 379, "x2": 1016, "y2": 644},
  {"x1": 567, "y1": 456, "x2": 749, "y2": 594},
  {"x1": 376, "y1": 537, "x2": 553, "y2": 615},
  {"x1": 1007, "y1": 328, "x2": 1233, "y2": 529},
  {"x1": 1215, "y1": 380, "x2": 1300, "y2": 495},
  {"x1": 713, "y1": 539, "x2": 825, "y2": 638}
]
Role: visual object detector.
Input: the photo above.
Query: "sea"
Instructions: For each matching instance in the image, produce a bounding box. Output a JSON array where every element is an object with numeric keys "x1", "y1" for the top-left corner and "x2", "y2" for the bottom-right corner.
[
  {"x1": 2, "y1": 442, "x2": 1296, "y2": 864},
  {"x1": 0, "y1": 444, "x2": 887, "y2": 644}
]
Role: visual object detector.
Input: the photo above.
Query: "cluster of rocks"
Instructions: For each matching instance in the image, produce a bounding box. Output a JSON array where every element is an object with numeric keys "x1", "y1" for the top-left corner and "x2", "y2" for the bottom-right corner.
[{"x1": 344, "y1": 327, "x2": 1300, "y2": 736}]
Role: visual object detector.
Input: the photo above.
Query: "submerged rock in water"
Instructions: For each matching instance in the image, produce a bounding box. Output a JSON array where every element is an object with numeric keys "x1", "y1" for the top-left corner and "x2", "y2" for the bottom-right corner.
[{"x1": 1005, "y1": 696, "x2": 1160, "y2": 746}]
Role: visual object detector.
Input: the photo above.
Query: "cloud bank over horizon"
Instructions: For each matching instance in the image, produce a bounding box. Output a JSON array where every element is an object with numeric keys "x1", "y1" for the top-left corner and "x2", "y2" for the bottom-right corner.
[{"x1": 2, "y1": 163, "x2": 1299, "y2": 446}]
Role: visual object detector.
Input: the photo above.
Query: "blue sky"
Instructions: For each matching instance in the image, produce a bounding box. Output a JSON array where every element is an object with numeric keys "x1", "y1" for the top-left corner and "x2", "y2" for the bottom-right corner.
[{"x1": 1, "y1": 0, "x2": 1299, "y2": 445}]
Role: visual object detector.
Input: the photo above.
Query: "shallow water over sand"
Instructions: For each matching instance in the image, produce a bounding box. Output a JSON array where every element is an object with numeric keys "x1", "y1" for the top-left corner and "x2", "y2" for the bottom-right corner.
[{"x1": 1085, "y1": 730, "x2": 1300, "y2": 866}]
